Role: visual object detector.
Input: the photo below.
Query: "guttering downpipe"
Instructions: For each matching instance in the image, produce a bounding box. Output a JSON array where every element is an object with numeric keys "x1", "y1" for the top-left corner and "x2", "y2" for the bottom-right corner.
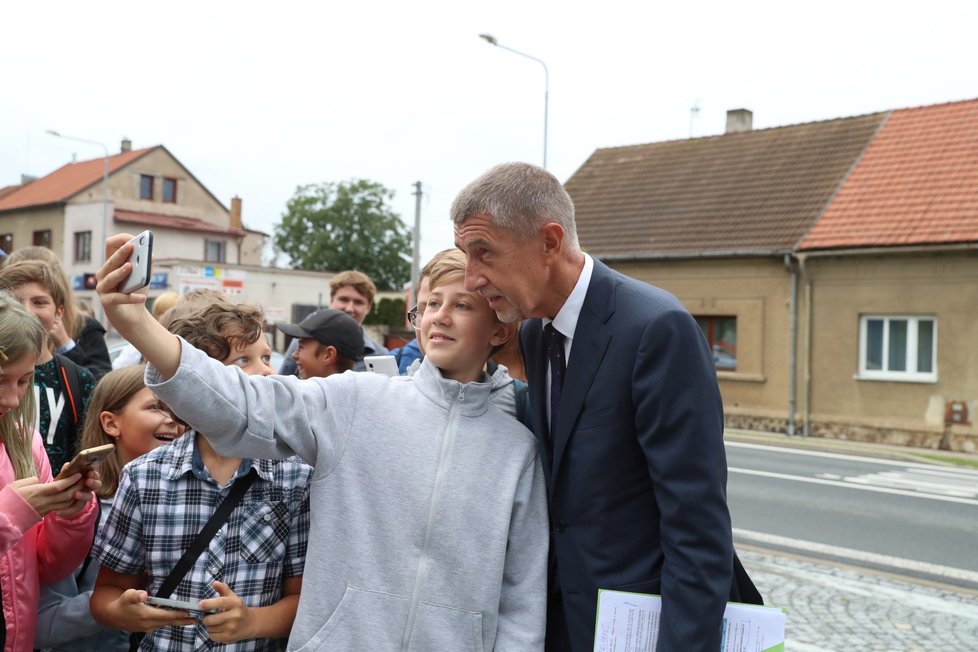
[
  {"x1": 797, "y1": 252, "x2": 813, "y2": 437},
  {"x1": 783, "y1": 254, "x2": 799, "y2": 436}
]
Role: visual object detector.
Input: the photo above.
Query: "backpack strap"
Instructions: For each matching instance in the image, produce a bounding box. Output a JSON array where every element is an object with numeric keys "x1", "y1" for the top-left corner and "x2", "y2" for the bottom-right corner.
[
  {"x1": 513, "y1": 379, "x2": 532, "y2": 429},
  {"x1": 54, "y1": 353, "x2": 82, "y2": 426}
]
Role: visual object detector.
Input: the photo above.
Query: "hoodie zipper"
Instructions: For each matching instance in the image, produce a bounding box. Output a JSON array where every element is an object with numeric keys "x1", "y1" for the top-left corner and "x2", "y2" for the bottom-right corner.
[{"x1": 400, "y1": 384, "x2": 465, "y2": 650}]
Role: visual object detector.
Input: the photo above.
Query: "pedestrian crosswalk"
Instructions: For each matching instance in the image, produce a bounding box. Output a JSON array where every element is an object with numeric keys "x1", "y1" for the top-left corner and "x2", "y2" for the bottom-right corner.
[{"x1": 818, "y1": 468, "x2": 978, "y2": 499}]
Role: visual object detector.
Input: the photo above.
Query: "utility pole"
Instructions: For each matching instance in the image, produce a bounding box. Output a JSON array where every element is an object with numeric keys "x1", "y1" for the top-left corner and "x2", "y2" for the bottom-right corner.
[{"x1": 411, "y1": 181, "x2": 423, "y2": 302}]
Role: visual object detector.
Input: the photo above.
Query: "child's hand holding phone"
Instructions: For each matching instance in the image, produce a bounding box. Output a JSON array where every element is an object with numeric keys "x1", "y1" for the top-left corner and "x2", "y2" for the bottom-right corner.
[
  {"x1": 97, "y1": 231, "x2": 183, "y2": 382},
  {"x1": 10, "y1": 474, "x2": 96, "y2": 517},
  {"x1": 198, "y1": 580, "x2": 257, "y2": 643},
  {"x1": 107, "y1": 590, "x2": 197, "y2": 633},
  {"x1": 56, "y1": 443, "x2": 114, "y2": 480}
]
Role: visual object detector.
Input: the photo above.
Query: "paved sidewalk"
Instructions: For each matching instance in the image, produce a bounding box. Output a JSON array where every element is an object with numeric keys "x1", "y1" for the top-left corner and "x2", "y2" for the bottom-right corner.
[{"x1": 739, "y1": 547, "x2": 978, "y2": 651}]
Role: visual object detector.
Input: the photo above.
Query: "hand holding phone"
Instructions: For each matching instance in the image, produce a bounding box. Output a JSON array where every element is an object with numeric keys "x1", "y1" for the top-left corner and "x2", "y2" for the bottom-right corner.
[
  {"x1": 56, "y1": 444, "x2": 115, "y2": 480},
  {"x1": 120, "y1": 230, "x2": 153, "y2": 294},
  {"x1": 145, "y1": 595, "x2": 219, "y2": 615}
]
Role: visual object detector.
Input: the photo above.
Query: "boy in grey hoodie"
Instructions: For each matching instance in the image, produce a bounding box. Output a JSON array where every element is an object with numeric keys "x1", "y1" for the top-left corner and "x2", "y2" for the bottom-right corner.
[{"x1": 96, "y1": 236, "x2": 549, "y2": 651}]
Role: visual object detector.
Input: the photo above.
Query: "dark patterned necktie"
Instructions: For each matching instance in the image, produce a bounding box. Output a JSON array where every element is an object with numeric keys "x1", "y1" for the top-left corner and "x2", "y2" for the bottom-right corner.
[{"x1": 544, "y1": 323, "x2": 566, "y2": 443}]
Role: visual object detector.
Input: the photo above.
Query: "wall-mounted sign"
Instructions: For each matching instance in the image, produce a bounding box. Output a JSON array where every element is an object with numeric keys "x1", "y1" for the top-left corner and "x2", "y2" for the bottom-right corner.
[{"x1": 150, "y1": 272, "x2": 169, "y2": 289}]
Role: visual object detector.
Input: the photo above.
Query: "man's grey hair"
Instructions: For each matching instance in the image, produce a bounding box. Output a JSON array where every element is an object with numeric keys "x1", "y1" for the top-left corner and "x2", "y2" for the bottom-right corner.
[{"x1": 450, "y1": 162, "x2": 579, "y2": 251}]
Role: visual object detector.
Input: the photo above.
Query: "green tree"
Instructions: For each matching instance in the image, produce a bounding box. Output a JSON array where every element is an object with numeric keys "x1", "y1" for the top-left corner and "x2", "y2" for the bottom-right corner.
[
  {"x1": 274, "y1": 179, "x2": 412, "y2": 290},
  {"x1": 363, "y1": 297, "x2": 407, "y2": 328}
]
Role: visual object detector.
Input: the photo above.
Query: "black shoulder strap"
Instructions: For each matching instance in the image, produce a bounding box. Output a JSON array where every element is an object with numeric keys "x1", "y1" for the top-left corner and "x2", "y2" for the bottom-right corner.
[
  {"x1": 130, "y1": 470, "x2": 257, "y2": 652},
  {"x1": 53, "y1": 353, "x2": 83, "y2": 426},
  {"x1": 156, "y1": 469, "x2": 257, "y2": 599}
]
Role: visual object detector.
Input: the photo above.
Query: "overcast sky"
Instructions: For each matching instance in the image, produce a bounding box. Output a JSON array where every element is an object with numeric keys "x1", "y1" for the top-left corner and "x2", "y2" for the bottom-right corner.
[{"x1": 2, "y1": 0, "x2": 975, "y2": 271}]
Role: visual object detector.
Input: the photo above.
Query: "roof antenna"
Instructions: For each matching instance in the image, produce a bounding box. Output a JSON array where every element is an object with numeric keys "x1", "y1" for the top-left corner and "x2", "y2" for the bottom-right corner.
[{"x1": 690, "y1": 102, "x2": 701, "y2": 138}]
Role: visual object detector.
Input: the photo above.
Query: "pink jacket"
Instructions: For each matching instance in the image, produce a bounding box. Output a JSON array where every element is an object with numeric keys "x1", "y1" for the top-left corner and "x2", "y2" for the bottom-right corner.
[{"x1": 0, "y1": 431, "x2": 98, "y2": 652}]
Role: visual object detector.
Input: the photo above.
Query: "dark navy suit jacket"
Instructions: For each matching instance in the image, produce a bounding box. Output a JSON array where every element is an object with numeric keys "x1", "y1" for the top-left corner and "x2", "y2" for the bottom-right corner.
[{"x1": 520, "y1": 259, "x2": 733, "y2": 651}]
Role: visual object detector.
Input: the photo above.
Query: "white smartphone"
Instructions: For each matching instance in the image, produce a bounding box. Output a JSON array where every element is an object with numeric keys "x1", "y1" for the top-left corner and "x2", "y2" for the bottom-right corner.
[
  {"x1": 145, "y1": 595, "x2": 218, "y2": 614},
  {"x1": 120, "y1": 230, "x2": 153, "y2": 294},
  {"x1": 364, "y1": 354, "x2": 399, "y2": 377}
]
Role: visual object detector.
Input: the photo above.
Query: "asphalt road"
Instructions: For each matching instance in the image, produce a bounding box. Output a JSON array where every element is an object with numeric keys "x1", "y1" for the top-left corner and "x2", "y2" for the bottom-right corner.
[{"x1": 725, "y1": 440, "x2": 978, "y2": 586}]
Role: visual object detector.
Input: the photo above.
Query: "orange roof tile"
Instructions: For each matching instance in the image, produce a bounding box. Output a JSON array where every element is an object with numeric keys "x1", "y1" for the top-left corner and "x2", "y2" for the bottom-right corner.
[
  {"x1": 0, "y1": 184, "x2": 22, "y2": 201},
  {"x1": 0, "y1": 148, "x2": 156, "y2": 212},
  {"x1": 799, "y1": 98, "x2": 978, "y2": 250}
]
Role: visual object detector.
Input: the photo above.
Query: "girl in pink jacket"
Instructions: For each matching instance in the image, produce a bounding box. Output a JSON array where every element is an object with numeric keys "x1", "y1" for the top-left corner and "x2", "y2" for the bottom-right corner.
[{"x1": 0, "y1": 291, "x2": 98, "y2": 651}]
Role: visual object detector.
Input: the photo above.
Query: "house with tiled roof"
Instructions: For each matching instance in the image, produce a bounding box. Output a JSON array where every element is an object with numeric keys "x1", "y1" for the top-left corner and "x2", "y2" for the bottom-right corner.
[
  {"x1": 565, "y1": 98, "x2": 978, "y2": 451},
  {"x1": 0, "y1": 141, "x2": 337, "y2": 340},
  {"x1": 0, "y1": 141, "x2": 257, "y2": 267}
]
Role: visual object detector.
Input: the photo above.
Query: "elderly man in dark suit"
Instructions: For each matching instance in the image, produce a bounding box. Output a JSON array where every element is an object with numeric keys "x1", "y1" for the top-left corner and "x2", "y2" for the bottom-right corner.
[{"x1": 452, "y1": 162, "x2": 735, "y2": 651}]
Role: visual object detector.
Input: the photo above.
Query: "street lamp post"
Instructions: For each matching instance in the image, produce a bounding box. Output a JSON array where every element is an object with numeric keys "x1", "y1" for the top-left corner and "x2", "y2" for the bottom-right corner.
[
  {"x1": 479, "y1": 33, "x2": 549, "y2": 169},
  {"x1": 46, "y1": 130, "x2": 110, "y2": 321}
]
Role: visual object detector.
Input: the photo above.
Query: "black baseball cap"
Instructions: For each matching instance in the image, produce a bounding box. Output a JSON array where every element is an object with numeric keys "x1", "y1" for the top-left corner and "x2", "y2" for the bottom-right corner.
[{"x1": 277, "y1": 308, "x2": 365, "y2": 361}]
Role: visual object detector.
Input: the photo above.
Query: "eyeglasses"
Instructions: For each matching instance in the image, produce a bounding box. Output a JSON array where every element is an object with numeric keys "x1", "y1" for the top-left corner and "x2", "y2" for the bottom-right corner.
[{"x1": 407, "y1": 305, "x2": 422, "y2": 329}]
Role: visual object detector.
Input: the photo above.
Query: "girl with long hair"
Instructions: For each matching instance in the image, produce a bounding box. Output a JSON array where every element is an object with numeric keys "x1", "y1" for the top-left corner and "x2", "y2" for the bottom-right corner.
[
  {"x1": 35, "y1": 364, "x2": 182, "y2": 651},
  {"x1": 0, "y1": 291, "x2": 98, "y2": 651}
]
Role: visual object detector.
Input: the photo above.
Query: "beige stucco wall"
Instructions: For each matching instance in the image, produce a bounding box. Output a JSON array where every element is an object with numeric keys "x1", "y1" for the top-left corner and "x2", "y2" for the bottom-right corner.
[
  {"x1": 0, "y1": 205, "x2": 67, "y2": 252},
  {"x1": 610, "y1": 257, "x2": 795, "y2": 425},
  {"x1": 239, "y1": 231, "x2": 267, "y2": 266},
  {"x1": 80, "y1": 148, "x2": 229, "y2": 227},
  {"x1": 802, "y1": 251, "x2": 978, "y2": 444}
]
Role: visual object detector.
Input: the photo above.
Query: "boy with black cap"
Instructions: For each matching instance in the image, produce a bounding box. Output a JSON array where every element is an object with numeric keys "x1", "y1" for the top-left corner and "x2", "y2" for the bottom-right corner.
[
  {"x1": 98, "y1": 234, "x2": 547, "y2": 650},
  {"x1": 276, "y1": 308, "x2": 364, "y2": 379}
]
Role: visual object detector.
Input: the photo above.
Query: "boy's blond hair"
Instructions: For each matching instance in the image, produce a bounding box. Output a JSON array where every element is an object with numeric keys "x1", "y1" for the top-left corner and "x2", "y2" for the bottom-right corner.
[
  {"x1": 329, "y1": 270, "x2": 377, "y2": 304},
  {"x1": 150, "y1": 291, "x2": 181, "y2": 321},
  {"x1": 425, "y1": 249, "x2": 476, "y2": 301},
  {"x1": 0, "y1": 260, "x2": 74, "y2": 341}
]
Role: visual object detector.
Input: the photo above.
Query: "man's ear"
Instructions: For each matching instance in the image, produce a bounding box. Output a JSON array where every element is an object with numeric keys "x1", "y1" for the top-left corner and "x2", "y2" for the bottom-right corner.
[
  {"x1": 541, "y1": 222, "x2": 565, "y2": 263},
  {"x1": 100, "y1": 411, "x2": 122, "y2": 439},
  {"x1": 489, "y1": 320, "x2": 517, "y2": 349}
]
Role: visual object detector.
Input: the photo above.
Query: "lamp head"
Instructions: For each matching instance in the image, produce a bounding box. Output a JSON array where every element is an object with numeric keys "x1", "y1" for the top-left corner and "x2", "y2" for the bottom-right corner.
[
  {"x1": 45, "y1": 129, "x2": 61, "y2": 137},
  {"x1": 479, "y1": 33, "x2": 498, "y2": 46}
]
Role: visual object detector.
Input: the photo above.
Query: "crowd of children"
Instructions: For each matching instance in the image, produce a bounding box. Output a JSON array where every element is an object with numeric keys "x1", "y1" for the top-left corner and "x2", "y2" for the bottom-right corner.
[{"x1": 0, "y1": 240, "x2": 546, "y2": 651}]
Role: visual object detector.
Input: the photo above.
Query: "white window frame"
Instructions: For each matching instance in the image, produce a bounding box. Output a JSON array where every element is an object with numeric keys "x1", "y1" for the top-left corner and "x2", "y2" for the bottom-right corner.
[{"x1": 857, "y1": 315, "x2": 937, "y2": 383}]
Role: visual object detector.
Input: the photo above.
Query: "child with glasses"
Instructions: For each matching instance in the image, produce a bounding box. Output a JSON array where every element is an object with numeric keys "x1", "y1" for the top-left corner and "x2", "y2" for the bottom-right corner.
[{"x1": 97, "y1": 234, "x2": 548, "y2": 650}]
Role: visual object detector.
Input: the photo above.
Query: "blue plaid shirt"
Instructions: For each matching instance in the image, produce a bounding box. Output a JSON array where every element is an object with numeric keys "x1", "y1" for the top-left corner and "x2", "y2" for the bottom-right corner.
[{"x1": 94, "y1": 432, "x2": 312, "y2": 651}]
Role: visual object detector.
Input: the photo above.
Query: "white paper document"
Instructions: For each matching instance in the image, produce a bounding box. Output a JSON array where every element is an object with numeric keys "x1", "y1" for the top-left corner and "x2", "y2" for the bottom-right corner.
[{"x1": 594, "y1": 589, "x2": 785, "y2": 652}]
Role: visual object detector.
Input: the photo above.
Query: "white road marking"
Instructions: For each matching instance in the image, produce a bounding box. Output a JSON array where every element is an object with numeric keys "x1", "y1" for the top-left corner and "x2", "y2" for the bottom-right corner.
[
  {"x1": 844, "y1": 469, "x2": 978, "y2": 498},
  {"x1": 735, "y1": 528, "x2": 978, "y2": 585},
  {"x1": 729, "y1": 466, "x2": 978, "y2": 506}
]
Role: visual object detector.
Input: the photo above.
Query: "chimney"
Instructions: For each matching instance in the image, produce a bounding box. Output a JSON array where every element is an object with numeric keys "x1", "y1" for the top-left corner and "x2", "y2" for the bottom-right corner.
[
  {"x1": 725, "y1": 109, "x2": 753, "y2": 134},
  {"x1": 20, "y1": 174, "x2": 38, "y2": 185},
  {"x1": 120, "y1": 137, "x2": 132, "y2": 153},
  {"x1": 230, "y1": 196, "x2": 243, "y2": 230}
]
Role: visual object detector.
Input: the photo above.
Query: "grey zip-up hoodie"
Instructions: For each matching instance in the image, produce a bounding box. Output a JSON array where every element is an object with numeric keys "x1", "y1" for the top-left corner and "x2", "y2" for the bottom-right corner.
[{"x1": 147, "y1": 339, "x2": 548, "y2": 651}]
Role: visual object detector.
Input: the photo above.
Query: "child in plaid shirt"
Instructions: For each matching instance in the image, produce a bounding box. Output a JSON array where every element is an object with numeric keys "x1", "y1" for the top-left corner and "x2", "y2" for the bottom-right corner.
[{"x1": 90, "y1": 302, "x2": 312, "y2": 651}]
